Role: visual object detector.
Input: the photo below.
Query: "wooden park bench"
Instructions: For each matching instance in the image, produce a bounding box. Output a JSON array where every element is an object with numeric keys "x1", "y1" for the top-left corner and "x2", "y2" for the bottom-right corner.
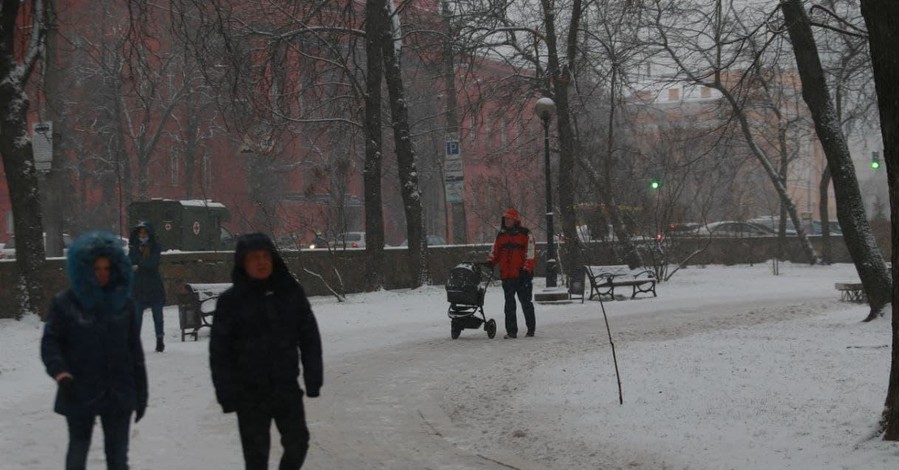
[
  {"x1": 177, "y1": 283, "x2": 231, "y2": 341},
  {"x1": 834, "y1": 282, "x2": 865, "y2": 303},
  {"x1": 585, "y1": 265, "x2": 657, "y2": 300}
]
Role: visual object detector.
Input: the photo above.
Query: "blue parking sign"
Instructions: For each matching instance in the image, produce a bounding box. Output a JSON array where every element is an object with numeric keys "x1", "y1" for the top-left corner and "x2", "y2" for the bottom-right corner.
[{"x1": 446, "y1": 141, "x2": 459, "y2": 156}]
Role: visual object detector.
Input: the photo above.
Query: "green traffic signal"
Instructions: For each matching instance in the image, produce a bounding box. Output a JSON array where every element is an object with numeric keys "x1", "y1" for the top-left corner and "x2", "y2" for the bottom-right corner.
[
  {"x1": 650, "y1": 179, "x2": 660, "y2": 189},
  {"x1": 871, "y1": 160, "x2": 881, "y2": 170}
]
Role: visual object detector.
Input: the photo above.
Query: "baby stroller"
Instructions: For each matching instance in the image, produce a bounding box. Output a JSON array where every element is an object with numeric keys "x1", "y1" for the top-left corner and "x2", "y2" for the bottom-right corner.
[{"x1": 445, "y1": 261, "x2": 497, "y2": 339}]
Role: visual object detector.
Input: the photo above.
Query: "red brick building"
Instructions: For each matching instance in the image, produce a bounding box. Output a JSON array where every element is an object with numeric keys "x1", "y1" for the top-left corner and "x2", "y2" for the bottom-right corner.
[{"x1": 0, "y1": 0, "x2": 549, "y2": 247}]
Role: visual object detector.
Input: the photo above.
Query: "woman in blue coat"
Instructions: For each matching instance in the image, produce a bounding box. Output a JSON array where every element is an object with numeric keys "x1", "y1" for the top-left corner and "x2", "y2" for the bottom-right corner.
[
  {"x1": 41, "y1": 231, "x2": 148, "y2": 470},
  {"x1": 129, "y1": 221, "x2": 167, "y2": 352}
]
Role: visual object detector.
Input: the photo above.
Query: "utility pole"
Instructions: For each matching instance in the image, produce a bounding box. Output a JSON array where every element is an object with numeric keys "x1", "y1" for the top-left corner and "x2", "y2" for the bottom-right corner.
[
  {"x1": 40, "y1": 0, "x2": 67, "y2": 257},
  {"x1": 441, "y1": 0, "x2": 467, "y2": 244}
]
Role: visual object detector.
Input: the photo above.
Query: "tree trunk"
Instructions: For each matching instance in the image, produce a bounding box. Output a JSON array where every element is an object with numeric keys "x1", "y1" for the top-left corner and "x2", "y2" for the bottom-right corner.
[
  {"x1": 363, "y1": 0, "x2": 387, "y2": 291},
  {"x1": 0, "y1": 107, "x2": 47, "y2": 319},
  {"x1": 603, "y1": 68, "x2": 643, "y2": 268},
  {"x1": 777, "y1": 127, "x2": 790, "y2": 261},
  {"x1": 540, "y1": 0, "x2": 583, "y2": 281},
  {"x1": 819, "y1": 166, "x2": 833, "y2": 264},
  {"x1": 381, "y1": 1, "x2": 427, "y2": 287},
  {"x1": 782, "y1": 0, "x2": 890, "y2": 318},
  {"x1": 858, "y1": 0, "x2": 899, "y2": 442},
  {"x1": 42, "y1": 0, "x2": 67, "y2": 258},
  {"x1": 0, "y1": 1, "x2": 48, "y2": 318}
]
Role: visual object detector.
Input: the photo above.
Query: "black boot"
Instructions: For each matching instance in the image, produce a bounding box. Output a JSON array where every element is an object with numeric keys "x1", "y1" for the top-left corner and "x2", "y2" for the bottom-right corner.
[{"x1": 155, "y1": 337, "x2": 165, "y2": 352}]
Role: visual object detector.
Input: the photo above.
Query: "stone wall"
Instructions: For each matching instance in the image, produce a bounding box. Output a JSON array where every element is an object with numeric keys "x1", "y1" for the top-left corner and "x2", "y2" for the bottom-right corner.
[{"x1": 0, "y1": 236, "x2": 862, "y2": 319}]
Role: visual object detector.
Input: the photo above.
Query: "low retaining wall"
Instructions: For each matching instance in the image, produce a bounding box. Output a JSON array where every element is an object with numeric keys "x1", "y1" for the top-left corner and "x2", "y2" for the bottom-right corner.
[{"x1": 0, "y1": 236, "x2": 858, "y2": 319}]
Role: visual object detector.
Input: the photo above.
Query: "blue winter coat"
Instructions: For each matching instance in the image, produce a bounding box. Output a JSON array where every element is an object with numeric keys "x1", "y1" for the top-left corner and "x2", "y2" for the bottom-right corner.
[
  {"x1": 129, "y1": 222, "x2": 166, "y2": 305},
  {"x1": 41, "y1": 231, "x2": 148, "y2": 417}
]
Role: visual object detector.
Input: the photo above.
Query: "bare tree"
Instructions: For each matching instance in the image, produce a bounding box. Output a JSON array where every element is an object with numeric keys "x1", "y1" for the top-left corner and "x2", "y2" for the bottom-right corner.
[
  {"x1": 812, "y1": 0, "x2": 879, "y2": 264},
  {"x1": 781, "y1": 0, "x2": 889, "y2": 319},
  {"x1": 1, "y1": 0, "x2": 49, "y2": 317},
  {"x1": 857, "y1": 0, "x2": 899, "y2": 441},
  {"x1": 364, "y1": 0, "x2": 388, "y2": 289},
  {"x1": 570, "y1": 0, "x2": 652, "y2": 268},
  {"x1": 381, "y1": 1, "x2": 427, "y2": 286},
  {"x1": 646, "y1": 0, "x2": 819, "y2": 264}
]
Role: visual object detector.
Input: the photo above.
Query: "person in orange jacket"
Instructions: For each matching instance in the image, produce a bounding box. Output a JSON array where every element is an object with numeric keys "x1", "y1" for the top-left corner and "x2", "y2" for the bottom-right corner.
[{"x1": 487, "y1": 208, "x2": 537, "y2": 338}]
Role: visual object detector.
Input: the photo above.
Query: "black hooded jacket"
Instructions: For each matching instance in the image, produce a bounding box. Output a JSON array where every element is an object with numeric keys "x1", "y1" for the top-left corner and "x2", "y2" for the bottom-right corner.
[
  {"x1": 128, "y1": 222, "x2": 166, "y2": 304},
  {"x1": 209, "y1": 233, "x2": 323, "y2": 412}
]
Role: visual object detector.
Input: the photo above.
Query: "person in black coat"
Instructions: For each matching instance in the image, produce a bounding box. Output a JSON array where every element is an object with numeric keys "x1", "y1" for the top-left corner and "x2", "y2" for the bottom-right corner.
[
  {"x1": 129, "y1": 221, "x2": 167, "y2": 352},
  {"x1": 41, "y1": 231, "x2": 148, "y2": 470},
  {"x1": 210, "y1": 233, "x2": 323, "y2": 470}
]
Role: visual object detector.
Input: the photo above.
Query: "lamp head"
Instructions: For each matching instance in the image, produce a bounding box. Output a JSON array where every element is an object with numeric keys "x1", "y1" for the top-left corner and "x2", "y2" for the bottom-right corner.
[{"x1": 535, "y1": 97, "x2": 557, "y2": 122}]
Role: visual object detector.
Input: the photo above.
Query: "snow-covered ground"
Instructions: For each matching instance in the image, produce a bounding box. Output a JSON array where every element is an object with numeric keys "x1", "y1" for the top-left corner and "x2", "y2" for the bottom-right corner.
[{"x1": 1, "y1": 262, "x2": 897, "y2": 469}]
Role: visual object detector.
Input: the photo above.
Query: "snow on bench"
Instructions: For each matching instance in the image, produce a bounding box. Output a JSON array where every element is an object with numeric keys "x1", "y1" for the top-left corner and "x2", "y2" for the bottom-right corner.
[{"x1": 584, "y1": 265, "x2": 657, "y2": 300}]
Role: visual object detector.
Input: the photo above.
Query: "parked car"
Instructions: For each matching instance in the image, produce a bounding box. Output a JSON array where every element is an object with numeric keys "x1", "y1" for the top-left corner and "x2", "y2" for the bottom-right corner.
[
  {"x1": 692, "y1": 221, "x2": 775, "y2": 238},
  {"x1": 1, "y1": 233, "x2": 73, "y2": 260},
  {"x1": 664, "y1": 222, "x2": 701, "y2": 237},
  {"x1": 400, "y1": 235, "x2": 448, "y2": 247},
  {"x1": 332, "y1": 231, "x2": 366, "y2": 249},
  {"x1": 747, "y1": 216, "x2": 798, "y2": 235},
  {"x1": 810, "y1": 220, "x2": 843, "y2": 235}
]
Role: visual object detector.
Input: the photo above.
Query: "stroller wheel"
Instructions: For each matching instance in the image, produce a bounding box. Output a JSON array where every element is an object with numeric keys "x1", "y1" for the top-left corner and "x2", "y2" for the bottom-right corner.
[
  {"x1": 485, "y1": 319, "x2": 497, "y2": 339},
  {"x1": 451, "y1": 323, "x2": 461, "y2": 340}
]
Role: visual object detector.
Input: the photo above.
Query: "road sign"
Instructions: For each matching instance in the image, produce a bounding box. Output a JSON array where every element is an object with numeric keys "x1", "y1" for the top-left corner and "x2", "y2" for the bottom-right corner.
[
  {"x1": 446, "y1": 140, "x2": 460, "y2": 156},
  {"x1": 192, "y1": 221, "x2": 201, "y2": 235},
  {"x1": 444, "y1": 137, "x2": 464, "y2": 203},
  {"x1": 32, "y1": 122, "x2": 53, "y2": 172}
]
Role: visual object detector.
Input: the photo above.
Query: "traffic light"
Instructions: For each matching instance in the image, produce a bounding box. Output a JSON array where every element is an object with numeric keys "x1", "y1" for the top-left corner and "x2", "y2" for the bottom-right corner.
[
  {"x1": 872, "y1": 151, "x2": 881, "y2": 170},
  {"x1": 650, "y1": 178, "x2": 660, "y2": 189}
]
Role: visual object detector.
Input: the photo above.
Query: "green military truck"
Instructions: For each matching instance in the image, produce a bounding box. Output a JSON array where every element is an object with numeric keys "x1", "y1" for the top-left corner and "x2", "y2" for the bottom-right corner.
[{"x1": 128, "y1": 199, "x2": 234, "y2": 251}]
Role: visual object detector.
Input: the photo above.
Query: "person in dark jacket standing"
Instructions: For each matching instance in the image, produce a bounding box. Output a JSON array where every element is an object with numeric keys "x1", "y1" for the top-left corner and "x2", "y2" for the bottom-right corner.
[
  {"x1": 487, "y1": 207, "x2": 537, "y2": 338},
  {"x1": 41, "y1": 231, "x2": 148, "y2": 470},
  {"x1": 210, "y1": 233, "x2": 323, "y2": 470},
  {"x1": 129, "y1": 221, "x2": 167, "y2": 352}
]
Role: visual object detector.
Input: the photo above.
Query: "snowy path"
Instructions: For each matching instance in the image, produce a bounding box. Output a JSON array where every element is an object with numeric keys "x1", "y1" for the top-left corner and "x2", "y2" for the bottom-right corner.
[
  {"x1": 307, "y1": 295, "x2": 842, "y2": 470},
  {"x1": 1, "y1": 263, "x2": 895, "y2": 469}
]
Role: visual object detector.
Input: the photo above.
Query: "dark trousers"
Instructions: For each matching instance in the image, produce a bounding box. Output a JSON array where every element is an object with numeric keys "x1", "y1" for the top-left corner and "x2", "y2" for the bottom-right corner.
[
  {"x1": 135, "y1": 300, "x2": 165, "y2": 339},
  {"x1": 236, "y1": 388, "x2": 310, "y2": 470},
  {"x1": 502, "y1": 277, "x2": 535, "y2": 335},
  {"x1": 65, "y1": 410, "x2": 131, "y2": 470}
]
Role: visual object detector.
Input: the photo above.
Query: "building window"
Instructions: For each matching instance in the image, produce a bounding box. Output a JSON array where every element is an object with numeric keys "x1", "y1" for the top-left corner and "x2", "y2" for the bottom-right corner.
[
  {"x1": 500, "y1": 120, "x2": 507, "y2": 147},
  {"x1": 170, "y1": 154, "x2": 180, "y2": 186},
  {"x1": 668, "y1": 88, "x2": 680, "y2": 101},
  {"x1": 701, "y1": 86, "x2": 711, "y2": 98},
  {"x1": 5, "y1": 211, "x2": 12, "y2": 233}
]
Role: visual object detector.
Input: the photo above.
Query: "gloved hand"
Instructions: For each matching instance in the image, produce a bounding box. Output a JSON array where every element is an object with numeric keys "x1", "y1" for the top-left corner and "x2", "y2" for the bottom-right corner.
[
  {"x1": 135, "y1": 405, "x2": 146, "y2": 423},
  {"x1": 57, "y1": 374, "x2": 75, "y2": 402},
  {"x1": 306, "y1": 389, "x2": 320, "y2": 398},
  {"x1": 519, "y1": 268, "x2": 532, "y2": 280}
]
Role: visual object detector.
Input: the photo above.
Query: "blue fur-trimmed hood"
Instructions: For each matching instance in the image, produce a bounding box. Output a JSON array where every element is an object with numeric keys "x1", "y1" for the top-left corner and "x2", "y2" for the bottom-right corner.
[{"x1": 66, "y1": 231, "x2": 133, "y2": 314}]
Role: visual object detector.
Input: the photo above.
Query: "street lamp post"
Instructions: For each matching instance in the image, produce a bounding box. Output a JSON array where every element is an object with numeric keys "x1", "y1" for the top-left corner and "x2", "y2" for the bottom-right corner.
[{"x1": 535, "y1": 97, "x2": 557, "y2": 288}]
